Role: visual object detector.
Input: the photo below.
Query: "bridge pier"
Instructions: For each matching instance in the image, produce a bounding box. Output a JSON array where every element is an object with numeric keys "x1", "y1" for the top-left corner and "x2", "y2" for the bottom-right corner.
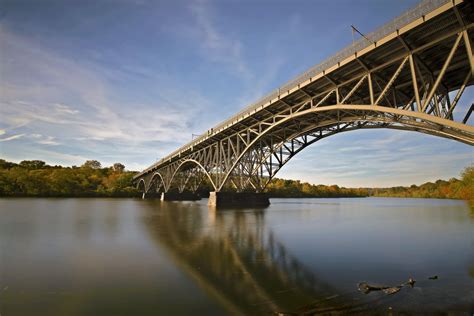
[
  {"x1": 160, "y1": 192, "x2": 201, "y2": 201},
  {"x1": 142, "y1": 192, "x2": 162, "y2": 199},
  {"x1": 208, "y1": 191, "x2": 270, "y2": 208}
]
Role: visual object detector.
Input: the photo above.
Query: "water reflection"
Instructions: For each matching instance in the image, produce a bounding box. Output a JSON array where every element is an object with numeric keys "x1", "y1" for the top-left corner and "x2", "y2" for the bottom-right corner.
[
  {"x1": 0, "y1": 199, "x2": 227, "y2": 315},
  {"x1": 140, "y1": 201, "x2": 375, "y2": 314},
  {"x1": 1, "y1": 198, "x2": 473, "y2": 315}
]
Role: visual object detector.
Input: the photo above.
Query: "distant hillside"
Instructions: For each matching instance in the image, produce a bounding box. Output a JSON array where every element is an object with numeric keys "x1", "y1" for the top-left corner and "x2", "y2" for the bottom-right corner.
[
  {"x1": 372, "y1": 165, "x2": 473, "y2": 205},
  {"x1": 266, "y1": 178, "x2": 368, "y2": 198}
]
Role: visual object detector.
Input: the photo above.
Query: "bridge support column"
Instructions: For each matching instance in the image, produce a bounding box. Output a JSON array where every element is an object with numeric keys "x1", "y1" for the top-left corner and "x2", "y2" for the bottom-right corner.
[
  {"x1": 160, "y1": 192, "x2": 201, "y2": 201},
  {"x1": 141, "y1": 192, "x2": 161, "y2": 199},
  {"x1": 208, "y1": 191, "x2": 270, "y2": 208}
]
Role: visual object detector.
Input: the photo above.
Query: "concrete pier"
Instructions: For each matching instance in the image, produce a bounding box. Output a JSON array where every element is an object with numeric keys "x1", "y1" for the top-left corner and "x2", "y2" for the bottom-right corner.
[
  {"x1": 160, "y1": 192, "x2": 201, "y2": 201},
  {"x1": 142, "y1": 192, "x2": 161, "y2": 199},
  {"x1": 208, "y1": 192, "x2": 270, "y2": 208}
]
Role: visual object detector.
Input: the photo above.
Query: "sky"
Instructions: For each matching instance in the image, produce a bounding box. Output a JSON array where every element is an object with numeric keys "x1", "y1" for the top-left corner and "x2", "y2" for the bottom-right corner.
[{"x1": 0, "y1": 0, "x2": 473, "y2": 187}]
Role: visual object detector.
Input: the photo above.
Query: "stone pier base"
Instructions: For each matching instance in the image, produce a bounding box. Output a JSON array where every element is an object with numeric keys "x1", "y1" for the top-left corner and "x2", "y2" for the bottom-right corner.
[
  {"x1": 208, "y1": 191, "x2": 270, "y2": 208},
  {"x1": 160, "y1": 192, "x2": 201, "y2": 201}
]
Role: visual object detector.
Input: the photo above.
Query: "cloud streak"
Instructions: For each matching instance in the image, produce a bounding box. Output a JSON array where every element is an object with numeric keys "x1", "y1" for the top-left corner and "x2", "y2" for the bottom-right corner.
[
  {"x1": 0, "y1": 26, "x2": 215, "y2": 169},
  {"x1": 0, "y1": 134, "x2": 25, "y2": 142},
  {"x1": 187, "y1": 0, "x2": 250, "y2": 79}
]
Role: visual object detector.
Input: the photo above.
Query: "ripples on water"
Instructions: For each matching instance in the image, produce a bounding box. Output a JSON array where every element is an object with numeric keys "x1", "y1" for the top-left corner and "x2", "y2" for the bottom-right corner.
[{"x1": 0, "y1": 197, "x2": 473, "y2": 315}]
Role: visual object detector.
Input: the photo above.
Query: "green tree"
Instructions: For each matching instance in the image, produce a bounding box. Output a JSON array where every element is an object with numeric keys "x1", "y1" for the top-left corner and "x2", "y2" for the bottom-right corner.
[
  {"x1": 82, "y1": 160, "x2": 102, "y2": 169},
  {"x1": 113, "y1": 163, "x2": 125, "y2": 173},
  {"x1": 459, "y1": 165, "x2": 474, "y2": 205},
  {"x1": 0, "y1": 159, "x2": 18, "y2": 169},
  {"x1": 19, "y1": 160, "x2": 46, "y2": 169}
]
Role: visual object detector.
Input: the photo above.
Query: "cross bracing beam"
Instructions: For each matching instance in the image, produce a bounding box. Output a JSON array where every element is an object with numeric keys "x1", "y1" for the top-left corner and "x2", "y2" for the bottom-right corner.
[
  {"x1": 135, "y1": 0, "x2": 474, "y2": 195},
  {"x1": 217, "y1": 105, "x2": 474, "y2": 191}
]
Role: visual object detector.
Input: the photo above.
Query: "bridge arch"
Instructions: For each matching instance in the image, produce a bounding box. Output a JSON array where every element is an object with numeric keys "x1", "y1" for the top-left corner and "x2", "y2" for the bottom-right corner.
[
  {"x1": 136, "y1": 178, "x2": 146, "y2": 192},
  {"x1": 168, "y1": 159, "x2": 217, "y2": 192},
  {"x1": 146, "y1": 172, "x2": 166, "y2": 193},
  {"x1": 218, "y1": 104, "x2": 474, "y2": 191}
]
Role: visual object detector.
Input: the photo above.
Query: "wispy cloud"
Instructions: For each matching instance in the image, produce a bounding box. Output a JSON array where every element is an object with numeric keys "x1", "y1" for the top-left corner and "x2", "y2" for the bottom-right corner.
[
  {"x1": 34, "y1": 135, "x2": 60, "y2": 146},
  {"x1": 187, "y1": 0, "x2": 250, "y2": 79},
  {"x1": 54, "y1": 103, "x2": 79, "y2": 115},
  {"x1": 1, "y1": 146, "x2": 90, "y2": 167},
  {"x1": 0, "y1": 26, "x2": 213, "y2": 168},
  {"x1": 0, "y1": 134, "x2": 25, "y2": 142}
]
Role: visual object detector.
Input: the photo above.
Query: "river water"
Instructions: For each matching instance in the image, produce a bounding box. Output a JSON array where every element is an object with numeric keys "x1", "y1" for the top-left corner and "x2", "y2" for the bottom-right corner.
[{"x1": 0, "y1": 197, "x2": 473, "y2": 315}]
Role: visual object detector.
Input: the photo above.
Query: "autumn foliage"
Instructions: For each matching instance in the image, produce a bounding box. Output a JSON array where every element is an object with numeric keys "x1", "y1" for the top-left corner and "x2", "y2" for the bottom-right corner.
[
  {"x1": 0, "y1": 159, "x2": 472, "y2": 204},
  {"x1": 0, "y1": 159, "x2": 138, "y2": 197},
  {"x1": 372, "y1": 165, "x2": 474, "y2": 205}
]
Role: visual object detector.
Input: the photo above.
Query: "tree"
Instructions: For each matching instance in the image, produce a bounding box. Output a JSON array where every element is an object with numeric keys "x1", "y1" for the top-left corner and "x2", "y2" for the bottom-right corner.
[
  {"x1": 19, "y1": 160, "x2": 46, "y2": 169},
  {"x1": 459, "y1": 165, "x2": 474, "y2": 204},
  {"x1": 112, "y1": 163, "x2": 125, "y2": 173},
  {"x1": 0, "y1": 159, "x2": 17, "y2": 169},
  {"x1": 82, "y1": 160, "x2": 102, "y2": 169},
  {"x1": 0, "y1": 159, "x2": 138, "y2": 197},
  {"x1": 49, "y1": 169, "x2": 83, "y2": 195},
  {"x1": 461, "y1": 165, "x2": 474, "y2": 186}
]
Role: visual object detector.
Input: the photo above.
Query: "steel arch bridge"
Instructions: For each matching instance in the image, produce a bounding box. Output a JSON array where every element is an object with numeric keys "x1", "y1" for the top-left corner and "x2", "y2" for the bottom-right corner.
[{"x1": 134, "y1": 0, "x2": 474, "y2": 200}]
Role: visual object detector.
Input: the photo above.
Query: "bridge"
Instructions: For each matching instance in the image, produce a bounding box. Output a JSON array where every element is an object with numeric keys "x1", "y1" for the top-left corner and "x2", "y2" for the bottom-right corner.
[{"x1": 134, "y1": 0, "x2": 474, "y2": 206}]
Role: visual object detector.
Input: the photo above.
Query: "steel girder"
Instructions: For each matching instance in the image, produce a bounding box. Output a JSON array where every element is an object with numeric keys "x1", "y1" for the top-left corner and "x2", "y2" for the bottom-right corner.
[
  {"x1": 138, "y1": 106, "x2": 473, "y2": 194},
  {"x1": 135, "y1": 8, "x2": 474, "y2": 194}
]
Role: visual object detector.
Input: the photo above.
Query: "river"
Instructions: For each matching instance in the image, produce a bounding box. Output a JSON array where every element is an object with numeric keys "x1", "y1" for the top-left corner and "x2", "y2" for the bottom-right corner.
[{"x1": 0, "y1": 197, "x2": 473, "y2": 315}]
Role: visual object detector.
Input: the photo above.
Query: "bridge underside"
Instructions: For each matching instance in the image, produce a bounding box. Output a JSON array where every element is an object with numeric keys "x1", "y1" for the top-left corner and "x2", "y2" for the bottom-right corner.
[
  {"x1": 134, "y1": 0, "x2": 474, "y2": 206},
  {"x1": 137, "y1": 105, "x2": 473, "y2": 198}
]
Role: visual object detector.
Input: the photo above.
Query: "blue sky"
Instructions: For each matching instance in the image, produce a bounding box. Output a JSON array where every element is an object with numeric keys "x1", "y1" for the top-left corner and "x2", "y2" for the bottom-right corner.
[{"x1": 0, "y1": 0, "x2": 472, "y2": 187}]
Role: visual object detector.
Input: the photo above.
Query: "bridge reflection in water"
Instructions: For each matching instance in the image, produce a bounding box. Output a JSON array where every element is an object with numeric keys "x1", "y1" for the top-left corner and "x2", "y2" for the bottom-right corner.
[{"x1": 140, "y1": 201, "x2": 399, "y2": 315}]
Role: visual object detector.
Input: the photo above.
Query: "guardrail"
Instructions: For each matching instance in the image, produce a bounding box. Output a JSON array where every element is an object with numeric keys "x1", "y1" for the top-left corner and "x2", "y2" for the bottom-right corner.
[{"x1": 139, "y1": 0, "x2": 449, "y2": 176}]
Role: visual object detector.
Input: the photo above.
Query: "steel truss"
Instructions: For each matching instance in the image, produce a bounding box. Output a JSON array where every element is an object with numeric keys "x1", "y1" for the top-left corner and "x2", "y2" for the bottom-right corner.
[{"x1": 136, "y1": 3, "x2": 474, "y2": 195}]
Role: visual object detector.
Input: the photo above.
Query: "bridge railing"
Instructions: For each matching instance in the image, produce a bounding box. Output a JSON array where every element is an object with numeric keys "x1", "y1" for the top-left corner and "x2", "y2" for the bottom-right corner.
[{"x1": 139, "y1": 0, "x2": 449, "y2": 176}]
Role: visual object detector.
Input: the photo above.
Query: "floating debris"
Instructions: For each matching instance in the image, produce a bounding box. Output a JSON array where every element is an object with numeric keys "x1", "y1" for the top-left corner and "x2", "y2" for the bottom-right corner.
[
  {"x1": 428, "y1": 275, "x2": 438, "y2": 280},
  {"x1": 358, "y1": 282, "x2": 389, "y2": 294},
  {"x1": 382, "y1": 286, "x2": 401, "y2": 295},
  {"x1": 358, "y1": 277, "x2": 416, "y2": 295},
  {"x1": 406, "y1": 277, "x2": 416, "y2": 287}
]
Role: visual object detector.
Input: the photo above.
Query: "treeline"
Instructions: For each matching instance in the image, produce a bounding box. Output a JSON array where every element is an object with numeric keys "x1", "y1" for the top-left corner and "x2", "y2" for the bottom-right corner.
[
  {"x1": 0, "y1": 159, "x2": 139, "y2": 197},
  {"x1": 372, "y1": 165, "x2": 473, "y2": 204},
  {"x1": 266, "y1": 178, "x2": 368, "y2": 198},
  {"x1": 0, "y1": 159, "x2": 369, "y2": 198},
  {"x1": 0, "y1": 159, "x2": 472, "y2": 204},
  {"x1": 267, "y1": 165, "x2": 473, "y2": 203}
]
